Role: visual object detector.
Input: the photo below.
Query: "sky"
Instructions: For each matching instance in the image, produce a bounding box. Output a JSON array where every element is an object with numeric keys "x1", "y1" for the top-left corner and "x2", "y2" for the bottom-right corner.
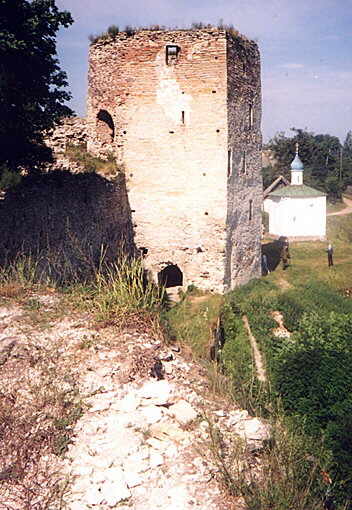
[{"x1": 56, "y1": 0, "x2": 352, "y2": 143}]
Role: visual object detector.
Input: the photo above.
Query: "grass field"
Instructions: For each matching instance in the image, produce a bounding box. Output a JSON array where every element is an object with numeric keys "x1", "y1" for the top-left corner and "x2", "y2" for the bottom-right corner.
[{"x1": 264, "y1": 213, "x2": 352, "y2": 291}]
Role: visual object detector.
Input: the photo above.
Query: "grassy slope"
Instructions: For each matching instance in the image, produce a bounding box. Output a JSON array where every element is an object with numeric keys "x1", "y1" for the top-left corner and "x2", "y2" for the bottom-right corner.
[{"x1": 267, "y1": 214, "x2": 352, "y2": 291}]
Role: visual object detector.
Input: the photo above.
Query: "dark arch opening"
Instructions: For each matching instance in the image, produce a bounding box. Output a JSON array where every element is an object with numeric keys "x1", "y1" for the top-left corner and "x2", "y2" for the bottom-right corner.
[
  {"x1": 96, "y1": 109, "x2": 115, "y2": 144},
  {"x1": 158, "y1": 264, "x2": 183, "y2": 288}
]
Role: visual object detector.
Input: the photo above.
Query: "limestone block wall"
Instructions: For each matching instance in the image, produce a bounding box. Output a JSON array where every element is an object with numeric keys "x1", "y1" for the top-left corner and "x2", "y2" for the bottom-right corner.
[
  {"x1": 87, "y1": 28, "x2": 262, "y2": 292},
  {"x1": 225, "y1": 34, "x2": 262, "y2": 289}
]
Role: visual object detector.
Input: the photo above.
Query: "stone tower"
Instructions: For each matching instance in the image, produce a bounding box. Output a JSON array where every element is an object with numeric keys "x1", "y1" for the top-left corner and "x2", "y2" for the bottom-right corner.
[{"x1": 87, "y1": 28, "x2": 262, "y2": 292}]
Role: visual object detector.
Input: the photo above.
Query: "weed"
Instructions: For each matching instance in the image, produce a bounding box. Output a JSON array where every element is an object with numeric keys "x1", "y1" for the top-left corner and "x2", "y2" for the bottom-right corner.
[
  {"x1": 207, "y1": 414, "x2": 331, "y2": 510},
  {"x1": 24, "y1": 298, "x2": 41, "y2": 311},
  {"x1": 64, "y1": 144, "x2": 121, "y2": 177},
  {"x1": 0, "y1": 338, "x2": 83, "y2": 508},
  {"x1": 165, "y1": 291, "x2": 223, "y2": 359}
]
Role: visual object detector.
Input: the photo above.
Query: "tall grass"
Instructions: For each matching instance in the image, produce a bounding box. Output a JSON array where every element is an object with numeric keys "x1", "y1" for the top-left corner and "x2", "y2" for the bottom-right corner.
[
  {"x1": 208, "y1": 414, "x2": 333, "y2": 510},
  {"x1": 90, "y1": 255, "x2": 166, "y2": 329}
]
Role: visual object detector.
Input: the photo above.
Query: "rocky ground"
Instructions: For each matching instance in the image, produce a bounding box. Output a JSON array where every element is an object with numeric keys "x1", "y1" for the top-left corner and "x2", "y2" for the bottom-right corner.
[{"x1": 0, "y1": 291, "x2": 270, "y2": 510}]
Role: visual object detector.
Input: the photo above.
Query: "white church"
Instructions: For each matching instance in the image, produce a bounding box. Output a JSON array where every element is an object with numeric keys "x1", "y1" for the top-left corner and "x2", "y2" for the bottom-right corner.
[{"x1": 263, "y1": 145, "x2": 326, "y2": 240}]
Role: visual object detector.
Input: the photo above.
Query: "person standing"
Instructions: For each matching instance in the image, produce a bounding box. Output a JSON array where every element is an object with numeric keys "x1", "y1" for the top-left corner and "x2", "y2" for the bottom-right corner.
[
  {"x1": 262, "y1": 253, "x2": 270, "y2": 275},
  {"x1": 327, "y1": 243, "x2": 334, "y2": 267}
]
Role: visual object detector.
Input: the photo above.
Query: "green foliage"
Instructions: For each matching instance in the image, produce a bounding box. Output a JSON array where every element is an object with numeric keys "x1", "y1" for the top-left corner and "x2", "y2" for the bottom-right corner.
[
  {"x1": 0, "y1": 164, "x2": 22, "y2": 190},
  {"x1": 208, "y1": 411, "x2": 331, "y2": 510},
  {"x1": 272, "y1": 311, "x2": 352, "y2": 504},
  {"x1": 65, "y1": 144, "x2": 120, "y2": 176},
  {"x1": 0, "y1": 0, "x2": 73, "y2": 172},
  {"x1": 91, "y1": 256, "x2": 166, "y2": 325},
  {"x1": 222, "y1": 278, "x2": 352, "y2": 507},
  {"x1": 276, "y1": 281, "x2": 352, "y2": 331},
  {"x1": 262, "y1": 210, "x2": 269, "y2": 232},
  {"x1": 165, "y1": 292, "x2": 223, "y2": 359},
  {"x1": 89, "y1": 22, "x2": 242, "y2": 45},
  {"x1": 221, "y1": 303, "x2": 260, "y2": 411}
]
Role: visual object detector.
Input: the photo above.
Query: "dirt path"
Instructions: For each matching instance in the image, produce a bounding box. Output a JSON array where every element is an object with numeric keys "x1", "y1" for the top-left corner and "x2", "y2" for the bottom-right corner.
[
  {"x1": 242, "y1": 315, "x2": 266, "y2": 383},
  {"x1": 327, "y1": 196, "x2": 352, "y2": 216}
]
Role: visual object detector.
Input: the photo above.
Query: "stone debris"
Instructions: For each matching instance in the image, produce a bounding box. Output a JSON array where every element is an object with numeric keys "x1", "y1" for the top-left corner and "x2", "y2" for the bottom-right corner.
[
  {"x1": 62, "y1": 331, "x2": 271, "y2": 510},
  {"x1": 0, "y1": 298, "x2": 270, "y2": 510},
  {"x1": 168, "y1": 399, "x2": 198, "y2": 425}
]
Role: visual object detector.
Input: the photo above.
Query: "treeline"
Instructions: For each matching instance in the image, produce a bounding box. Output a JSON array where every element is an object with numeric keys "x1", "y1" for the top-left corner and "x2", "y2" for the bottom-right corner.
[{"x1": 263, "y1": 128, "x2": 352, "y2": 201}]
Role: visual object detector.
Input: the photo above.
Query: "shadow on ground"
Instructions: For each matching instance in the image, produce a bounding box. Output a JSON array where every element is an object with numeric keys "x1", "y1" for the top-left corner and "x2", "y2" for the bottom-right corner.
[{"x1": 262, "y1": 237, "x2": 287, "y2": 275}]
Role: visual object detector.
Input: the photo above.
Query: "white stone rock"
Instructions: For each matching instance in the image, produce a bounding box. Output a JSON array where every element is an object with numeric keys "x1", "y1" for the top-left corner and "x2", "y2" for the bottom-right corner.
[
  {"x1": 140, "y1": 405, "x2": 163, "y2": 424},
  {"x1": 227, "y1": 409, "x2": 249, "y2": 426},
  {"x1": 149, "y1": 451, "x2": 164, "y2": 468},
  {"x1": 89, "y1": 399, "x2": 111, "y2": 412},
  {"x1": 70, "y1": 463, "x2": 93, "y2": 477},
  {"x1": 68, "y1": 501, "x2": 89, "y2": 510},
  {"x1": 168, "y1": 399, "x2": 198, "y2": 425},
  {"x1": 214, "y1": 409, "x2": 226, "y2": 417},
  {"x1": 165, "y1": 443, "x2": 179, "y2": 459},
  {"x1": 100, "y1": 471, "x2": 131, "y2": 505},
  {"x1": 85, "y1": 486, "x2": 104, "y2": 506},
  {"x1": 124, "y1": 470, "x2": 143, "y2": 488},
  {"x1": 233, "y1": 417, "x2": 271, "y2": 441},
  {"x1": 111, "y1": 393, "x2": 141, "y2": 413},
  {"x1": 139, "y1": 380, "x2": 171, "y2": 405}
]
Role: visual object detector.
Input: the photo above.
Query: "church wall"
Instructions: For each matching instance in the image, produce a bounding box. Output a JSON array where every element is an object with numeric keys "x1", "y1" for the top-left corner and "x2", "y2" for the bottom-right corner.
[{"x1": 269, "y1": 196, "x2": 326, "y2": 239}]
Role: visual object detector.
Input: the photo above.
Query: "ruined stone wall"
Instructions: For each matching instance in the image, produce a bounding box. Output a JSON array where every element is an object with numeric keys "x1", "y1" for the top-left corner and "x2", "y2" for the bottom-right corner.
[
  {"x1": 45, "y1": 117, "x2": 88, "y2": 172},
  {"x1": 87, "y1": 28, "x2": 262, "y2": 292},
  {"x1": 0, "y1": 171, "x2": 134, "y2": 281},
  {"x1": 225, "y1": 34, "x2": 262, "y2": 289},
  {"x1": 46, "y1": 117, "x2": 87, "y2": 154}
]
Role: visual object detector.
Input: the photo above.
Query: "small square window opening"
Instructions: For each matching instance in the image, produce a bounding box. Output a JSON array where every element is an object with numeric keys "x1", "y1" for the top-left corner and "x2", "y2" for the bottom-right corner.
[
  {"x1": 242, "y1": 151, "x2": 247, "y2": 174},
  {"x1": 166, "y1": 45, "x2": 180, "y2": 65}
]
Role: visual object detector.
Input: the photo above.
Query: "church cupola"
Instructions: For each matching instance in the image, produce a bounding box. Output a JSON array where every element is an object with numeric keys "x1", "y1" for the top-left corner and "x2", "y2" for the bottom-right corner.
[{"x1": 290, "y1": 142, "x2": 304, "y2": 185}]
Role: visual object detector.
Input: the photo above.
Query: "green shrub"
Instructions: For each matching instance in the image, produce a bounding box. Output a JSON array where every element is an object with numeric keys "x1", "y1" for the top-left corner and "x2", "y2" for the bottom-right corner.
[
  {"x1": 271, "y1": 311, "x2": 352, "y2": 505},
  {"x1": 0, "y1": 164, "x2": 22, "y2": 190}
]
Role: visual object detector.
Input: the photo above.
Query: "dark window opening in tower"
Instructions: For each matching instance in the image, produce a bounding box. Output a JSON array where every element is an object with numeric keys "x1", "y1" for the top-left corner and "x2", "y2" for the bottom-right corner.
[
  {"x1": 158, "y1": 264, "x2": 183, "y2": 288},
  {"x1": 242, "y1": 151, "x2": 247, "y2": 174},
  {"x1": 249, "y1": 105, "x2": 253, "y2": 129},
  {"x1": 227, "y1": 149, "x2": 232, "y2": 177},
  {"x1": 166, "y1": 45, "x2": 180, "y2": 65},
  {"x1": 96, "y1": 109, "x2": 115, "y2": 144},
  {"x1": 181, "y1": 111, "x2": 185, "y2": 124},
  {"x1": 249, "y1": 199, "x2": 253, "y2": 221}
]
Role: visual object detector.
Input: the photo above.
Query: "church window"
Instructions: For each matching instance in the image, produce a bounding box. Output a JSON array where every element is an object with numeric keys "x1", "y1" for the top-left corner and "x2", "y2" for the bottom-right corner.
[{"x1": 181, "y1": 111, "x2": 185, "y2": 124}]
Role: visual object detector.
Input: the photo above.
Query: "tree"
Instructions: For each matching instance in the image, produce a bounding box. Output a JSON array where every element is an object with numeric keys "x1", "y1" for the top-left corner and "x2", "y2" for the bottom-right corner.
[{"x1": 0, "y1": 0, "x2": 73, "y2": 173}]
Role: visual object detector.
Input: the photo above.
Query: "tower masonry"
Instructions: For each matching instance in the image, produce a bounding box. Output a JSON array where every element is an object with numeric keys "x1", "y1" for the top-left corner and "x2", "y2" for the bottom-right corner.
[{"x1": 87, "y1": 28, "x2": 263, "y2": 292}]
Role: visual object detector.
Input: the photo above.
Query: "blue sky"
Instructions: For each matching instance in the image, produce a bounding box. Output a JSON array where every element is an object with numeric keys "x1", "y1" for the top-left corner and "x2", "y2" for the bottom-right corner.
[{"x1": 56, "y1": 0, "x2": 352, "y2": 143}]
